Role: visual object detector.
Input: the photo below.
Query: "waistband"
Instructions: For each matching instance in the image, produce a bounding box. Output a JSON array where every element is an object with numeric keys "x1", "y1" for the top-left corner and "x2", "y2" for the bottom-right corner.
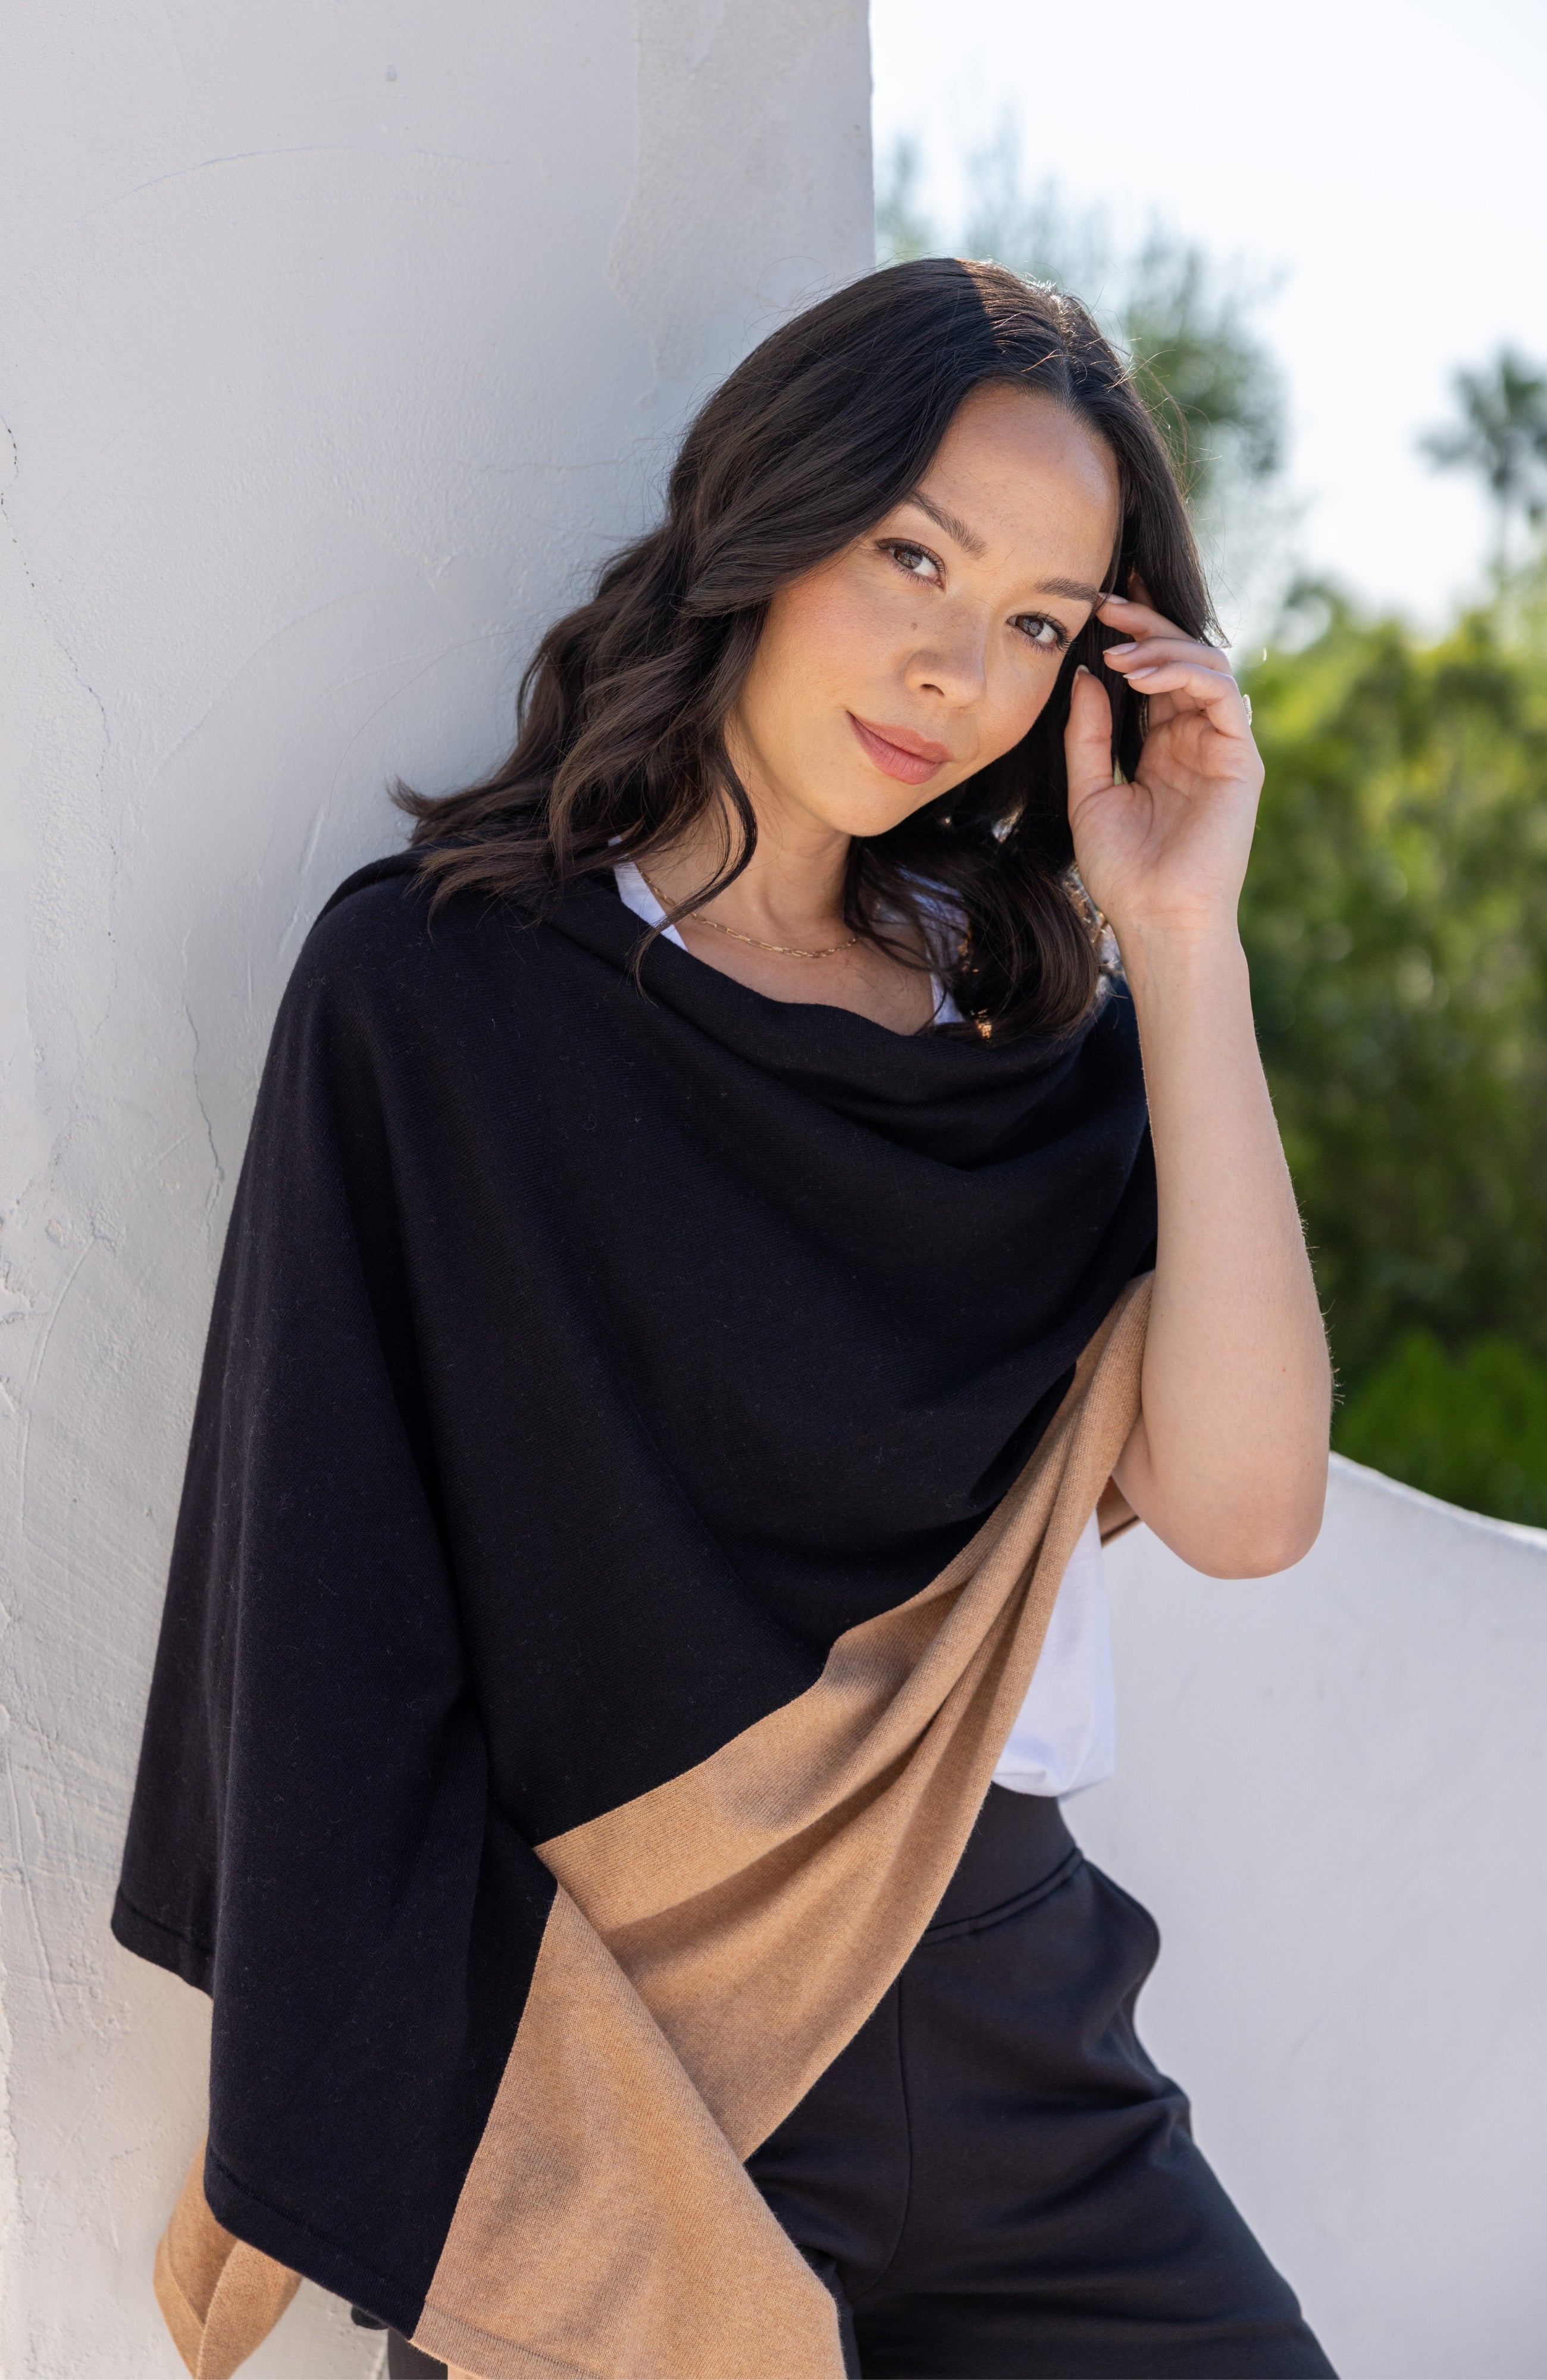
[{"x1": 922, "y1": 1784, "x2": 1079, "y2": 1939}]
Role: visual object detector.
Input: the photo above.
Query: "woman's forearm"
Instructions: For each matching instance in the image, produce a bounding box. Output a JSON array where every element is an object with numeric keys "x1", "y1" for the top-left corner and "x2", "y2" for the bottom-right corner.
[{"x1": 1111, "y1": 920, "x2": 1332, "y2": 1577}]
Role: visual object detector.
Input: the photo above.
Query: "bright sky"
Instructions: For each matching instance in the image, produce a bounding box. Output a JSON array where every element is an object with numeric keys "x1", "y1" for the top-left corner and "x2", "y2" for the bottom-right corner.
[{"x1": 871, "y1": 0, "x2": 1547, "y2": 640}]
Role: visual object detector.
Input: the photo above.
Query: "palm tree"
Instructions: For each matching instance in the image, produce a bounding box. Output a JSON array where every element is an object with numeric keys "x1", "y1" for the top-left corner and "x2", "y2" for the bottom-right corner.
[{"x1": 1421, "y1": 350, "x2": 1547, "y2": 575}]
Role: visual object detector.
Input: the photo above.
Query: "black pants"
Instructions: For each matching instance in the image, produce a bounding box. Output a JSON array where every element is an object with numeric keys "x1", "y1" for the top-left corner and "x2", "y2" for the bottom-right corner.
[
  {"x1": 746, "y1": 1786, "x2": 1334, "y2": 2379},
  {"x1": 375, "y1": 1790, "x2": 1334, "y2": 2379}
]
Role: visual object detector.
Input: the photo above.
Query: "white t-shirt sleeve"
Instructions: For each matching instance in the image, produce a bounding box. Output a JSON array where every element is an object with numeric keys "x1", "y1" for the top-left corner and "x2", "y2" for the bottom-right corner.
[{"x1": 991, "y1": 1509, "x2": 1116, "y2": 1799}]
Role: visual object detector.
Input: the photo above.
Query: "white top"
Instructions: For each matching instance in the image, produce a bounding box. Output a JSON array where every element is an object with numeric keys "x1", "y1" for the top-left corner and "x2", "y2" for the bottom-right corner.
[{"x1": 612, "y1": 856, "x2": 1117, "y2": 1800}]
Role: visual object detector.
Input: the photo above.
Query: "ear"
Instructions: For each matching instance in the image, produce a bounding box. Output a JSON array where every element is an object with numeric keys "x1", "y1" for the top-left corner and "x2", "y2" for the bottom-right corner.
[{"x1": 1126, "y1": 568, "x2": 1154, "y2": 609}]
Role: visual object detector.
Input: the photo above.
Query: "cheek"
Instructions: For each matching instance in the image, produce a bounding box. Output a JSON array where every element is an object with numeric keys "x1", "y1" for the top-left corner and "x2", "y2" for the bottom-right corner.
[
  {"x1": 778, "y1": 569, "x2": 887, "y2": 685},
  {"x1": 982, "y1": 652, "x2": 1061, "y2": 761}
]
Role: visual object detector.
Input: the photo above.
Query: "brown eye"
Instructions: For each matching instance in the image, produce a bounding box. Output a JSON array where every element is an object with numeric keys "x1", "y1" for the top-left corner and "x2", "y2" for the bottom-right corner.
[
  {"x1": 880, "y1": 540, "x2": 944, "y2": 585},
  {"x1": 1014, "y1": 615, "x2": 1065, "y2": 652}
]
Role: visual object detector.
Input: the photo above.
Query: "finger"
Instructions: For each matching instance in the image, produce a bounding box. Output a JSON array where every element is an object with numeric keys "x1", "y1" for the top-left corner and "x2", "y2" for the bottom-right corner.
[
  {"x1": 1063, "y1": 663, "x2": 1115, "y2": 796},
  {"x1": 1113, "y1": 657, "x2": 1253, "y2": 725},
  {"x1": 1104, "y1": 635, "x2": 1233, "y2": 678},
  {"x1": 1097, "y1": 590, "x2": 1183, "y2": 642},
  {"x1": 1099, "y1": 591, "x2": 1225, "y2": 657}
]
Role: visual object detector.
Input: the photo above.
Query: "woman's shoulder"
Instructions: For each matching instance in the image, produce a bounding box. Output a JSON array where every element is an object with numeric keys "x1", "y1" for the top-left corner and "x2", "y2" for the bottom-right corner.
[
  {"x1": 315, "y1": 848, "x2": 427, "y2": 926},
  {"x1": 294, "y1": 848, "x2": 541, "y2": 1001},
  {"x1": 278, "y1": 851, "x2": 440, "y2": 1025},
  {"x1": 304, "y1": 850, "x2": 438, "y2": 966},
  {"x1": 274, "y1": 850, "x2": 546, "y2": 1075},
  {"x1": 281, "y1": 846, "x2": 603, "y2": 1060}
]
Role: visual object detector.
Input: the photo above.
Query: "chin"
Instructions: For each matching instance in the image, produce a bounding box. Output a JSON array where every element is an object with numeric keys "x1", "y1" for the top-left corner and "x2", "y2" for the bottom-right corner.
[
  {"x1": 826, "y1": 791, "x2": 927, "y2": 840},
  {"x1": 815, "y1": 761, "x2": 941, "y2": 840}
]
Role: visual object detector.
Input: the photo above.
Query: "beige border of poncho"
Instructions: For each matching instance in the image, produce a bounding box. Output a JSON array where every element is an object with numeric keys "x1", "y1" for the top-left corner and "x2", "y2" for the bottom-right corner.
[{"x1": 156, "y1": 1272, "x2": 1151, "y2": 2380}]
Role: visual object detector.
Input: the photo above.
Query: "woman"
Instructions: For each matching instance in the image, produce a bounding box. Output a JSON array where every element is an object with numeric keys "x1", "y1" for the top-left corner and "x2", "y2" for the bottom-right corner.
[{"x1": 114, "y1": 259, "x2": 1335, "y2": 2380}]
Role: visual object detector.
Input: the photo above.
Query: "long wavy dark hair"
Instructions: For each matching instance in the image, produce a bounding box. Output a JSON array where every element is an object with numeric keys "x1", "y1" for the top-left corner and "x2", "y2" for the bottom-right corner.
[{"x1": 400, "y1": 257, "x2": 1214, "y2": 1039}]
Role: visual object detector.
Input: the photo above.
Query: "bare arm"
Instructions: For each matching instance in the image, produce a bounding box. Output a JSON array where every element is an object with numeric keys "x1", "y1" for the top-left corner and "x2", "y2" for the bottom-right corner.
[{"x1": 1066, "y1": 592, "x2": 1331, "y2": 1577}]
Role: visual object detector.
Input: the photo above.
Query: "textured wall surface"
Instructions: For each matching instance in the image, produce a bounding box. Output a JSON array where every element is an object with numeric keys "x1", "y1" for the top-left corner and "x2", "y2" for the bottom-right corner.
[
  {"x1": 1081, "y1": 1456, "x2": 1547, "y2": 2380},
  {"x1": 0, "y1": 4, "x2": 872, "y2": 2370}
]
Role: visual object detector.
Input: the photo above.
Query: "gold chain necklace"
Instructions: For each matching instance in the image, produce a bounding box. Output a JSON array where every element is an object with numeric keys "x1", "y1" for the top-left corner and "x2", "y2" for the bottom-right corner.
[{"x1": 638, "y1": 868, "x2": 859, "y2": 961}]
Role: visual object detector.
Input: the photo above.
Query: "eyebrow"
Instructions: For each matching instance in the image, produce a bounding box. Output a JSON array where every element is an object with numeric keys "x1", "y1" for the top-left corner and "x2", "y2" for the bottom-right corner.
[
  {"x1": 903, "y1": 487, "x2": 988, "y2": 559},
  {"x1": 1036, "y1": 574, "x2": 1107, "y2": 606},
  {"x1": 900, "y1": 491, "x2": 1104, "y2": 607}
]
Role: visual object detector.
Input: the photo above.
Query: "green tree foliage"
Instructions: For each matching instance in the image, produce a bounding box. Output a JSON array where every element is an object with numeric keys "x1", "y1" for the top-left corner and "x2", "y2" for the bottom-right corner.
[
  {"x1": 1240, "y1": 583, "x2": 1547, "y2": 1520},
  {"x1": 1335, "y1": 1332, "x2": 1547, "y2": 1527},
  {"x1": 1421, "y1": 349, "x2": 1547, "y2": 575},
  {"x1": 1120, "y1": 236, "x2": 1281, "y2": 499},
  {"x1": 874, "y1": 133, "x2": 935, "y2": 267}
]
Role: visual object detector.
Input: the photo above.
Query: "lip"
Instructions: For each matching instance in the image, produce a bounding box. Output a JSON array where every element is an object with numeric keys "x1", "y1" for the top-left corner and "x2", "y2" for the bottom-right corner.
[{"x1": 848, "y1": 712, "x2": 953, "y2": 785}]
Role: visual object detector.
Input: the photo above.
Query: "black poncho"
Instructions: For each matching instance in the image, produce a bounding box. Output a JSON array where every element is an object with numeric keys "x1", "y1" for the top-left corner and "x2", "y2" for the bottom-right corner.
[{"x1": 112, "y1": 854, "x2": 1155, "y2": 2379}]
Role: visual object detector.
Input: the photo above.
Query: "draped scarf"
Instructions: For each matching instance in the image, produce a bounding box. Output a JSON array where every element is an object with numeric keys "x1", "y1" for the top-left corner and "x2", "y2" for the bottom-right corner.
[{"x1": 112, "y1": 855, "x2": 1156, "y2": 2377}]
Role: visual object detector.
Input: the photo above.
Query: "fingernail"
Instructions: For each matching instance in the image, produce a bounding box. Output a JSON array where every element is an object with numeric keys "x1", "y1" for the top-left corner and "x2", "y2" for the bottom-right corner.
[
  {"x1": 1127, "y1": 666, "x2": 1157, "y2": 680},
  {"x1": 1105, "y1": 641, "x2": 1136, "y2": 656}
]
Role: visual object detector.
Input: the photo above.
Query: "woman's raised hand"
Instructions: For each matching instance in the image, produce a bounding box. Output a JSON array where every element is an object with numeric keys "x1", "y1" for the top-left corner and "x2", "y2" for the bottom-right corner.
[
  {"x1": 1064, "y1": 584, "x2": 1330, "y2": 1580},
  {"x1": 1063, "y1": 588, "x2": 1263, "y2": 945}
]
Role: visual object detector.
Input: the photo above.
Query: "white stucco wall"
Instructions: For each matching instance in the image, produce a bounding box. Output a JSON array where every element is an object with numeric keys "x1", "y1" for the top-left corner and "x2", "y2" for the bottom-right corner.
[
  {"x1": 1079, "y1": 1457, "x2": 1547, "y2": 2380},
  {"x1": 0, "y1": 4, "x2": 873, "y2": 2372}
]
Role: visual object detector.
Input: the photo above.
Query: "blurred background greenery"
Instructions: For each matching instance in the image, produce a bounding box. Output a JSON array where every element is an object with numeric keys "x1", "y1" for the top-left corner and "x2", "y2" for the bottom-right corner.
[
  {"x1": 1244, "y1": 584, "x2": 1547, "y2": 1525},
  {"x1": 879, "y1": 136, "x2": 1547, "y2": 1528}
]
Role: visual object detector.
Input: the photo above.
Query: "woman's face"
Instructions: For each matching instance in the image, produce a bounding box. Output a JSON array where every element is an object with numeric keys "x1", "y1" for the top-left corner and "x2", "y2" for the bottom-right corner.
[{"x1": 726, "y1": 383, "x2": 1122, "y2": 843}]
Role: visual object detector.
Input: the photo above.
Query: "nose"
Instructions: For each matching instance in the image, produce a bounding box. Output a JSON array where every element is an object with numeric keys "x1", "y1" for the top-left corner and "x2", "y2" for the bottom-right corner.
[{"x1": 906, "y1": 617, "x2": 988, "y2": 709}]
